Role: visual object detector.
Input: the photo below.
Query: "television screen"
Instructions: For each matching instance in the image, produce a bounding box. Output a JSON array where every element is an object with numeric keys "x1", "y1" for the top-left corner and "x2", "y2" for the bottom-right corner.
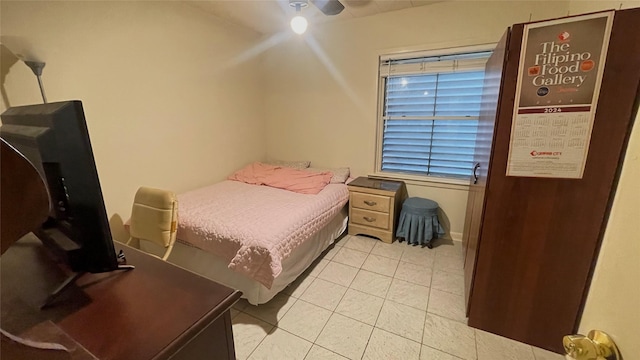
[{"x1": 0, "y1": 100, "x2": 118, "y2": 274}]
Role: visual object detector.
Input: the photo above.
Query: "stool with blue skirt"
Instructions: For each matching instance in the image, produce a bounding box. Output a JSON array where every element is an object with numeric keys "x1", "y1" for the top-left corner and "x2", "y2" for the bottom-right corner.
[{"x1": 395, "y1": 197, "x2": 445, "y2": 248}]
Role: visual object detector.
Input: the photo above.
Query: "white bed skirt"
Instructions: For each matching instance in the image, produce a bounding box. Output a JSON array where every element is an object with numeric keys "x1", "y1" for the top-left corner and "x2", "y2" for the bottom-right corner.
[{"x1": 166, "y1": 207, "x2": 348, "y2": 305}]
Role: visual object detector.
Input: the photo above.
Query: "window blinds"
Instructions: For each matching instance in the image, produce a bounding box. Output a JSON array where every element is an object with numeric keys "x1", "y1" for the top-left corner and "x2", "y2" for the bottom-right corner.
[{"x1": 379, "y1": 51, "x2": 490, "y2": 179}]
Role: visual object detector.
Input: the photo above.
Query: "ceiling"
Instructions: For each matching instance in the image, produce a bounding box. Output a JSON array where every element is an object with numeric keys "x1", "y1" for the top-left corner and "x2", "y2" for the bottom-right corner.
[{"x1": 186, "y1": 0, "x2": 444, "y2": 34}]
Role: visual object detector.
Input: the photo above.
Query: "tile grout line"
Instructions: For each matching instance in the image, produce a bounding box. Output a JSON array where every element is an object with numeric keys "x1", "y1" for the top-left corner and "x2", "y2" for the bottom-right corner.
[
  {"x1": 425, "y1": 311, "x2": 469, "y2": 326},
  {"x1": 422, "y1": 312, "x2": 478, "y2": 360},
  {"x1": 358, "y1": 300, "x2": 379, "y2": 360},
  {"x1": 308, "y1": 283, "x2": 352, "y2": 358},
  {"x1": 292, "y1": 297, "x2": 337, "y2": 343},
  {"x1": 291, "y1": 274, "x2": 318, "y2": 300},
  {"x1": 234, "y1": 295, "x2": 300, "y2": 359},
  {"x1": 238, "y1": 303, "x2": 330, "y2": 359},
  {"x1": 240, "y1": 319, "x2": 275, "y2": 360},
  {"x1": 528, "y1": 343, "x2": 537, "y2": 360},
  {"x1": 370, "y1": 298, "x2": 426, "y2": 353},
  {"x1": 369, "y1": 240, "x2": 429, "y2": 356},
  {"x1": 261, "y1": 326, "x2": 314, "y2": 359},
  {"x1": 425, "y1": 263, "x2": 434, "y2": 354},
  {"x1": 325, "y1": 240, "x2": 403, "y2": 359},
  {"x1": 240, "y1": 236, "x2": 469, "y2": 360},
  {"x1": 304, "y1": 343, "x2": 348, "y2": 360},
  {"x1": 322, "y1": 259, "x2": 362, "y2": 288},
  {"x1": 474, "y1": 328, "x2": 480, "y2": 360},
  {"x1": 422, "y1": 343, "x2": 468, "y2": 360},
  {"x1": 328, "y1": 251, "x2": 370, "y2": 359}
]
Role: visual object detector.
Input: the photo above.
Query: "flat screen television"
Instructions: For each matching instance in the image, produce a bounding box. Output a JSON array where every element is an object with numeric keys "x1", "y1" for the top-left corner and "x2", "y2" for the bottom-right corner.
[{"x1": 0, "y1": 100, "x2": 131, "y2": 304}]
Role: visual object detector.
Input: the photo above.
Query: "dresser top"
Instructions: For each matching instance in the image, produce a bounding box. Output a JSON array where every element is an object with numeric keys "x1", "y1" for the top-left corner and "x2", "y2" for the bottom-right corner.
[
  {"x1": 348, "y1": 176, "x2": 404, "y2": 192},
  {"x1": 1, "y1": 235, "x2": 241, "y2": 360}
]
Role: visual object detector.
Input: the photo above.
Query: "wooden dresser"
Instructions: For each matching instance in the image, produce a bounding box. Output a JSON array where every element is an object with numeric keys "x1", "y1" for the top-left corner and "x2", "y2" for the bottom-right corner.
[
  {"x1": 347, "y1": 177, "x2": 406, "y2": 243},
  {"x1": 1, "y1": 234, "x2": 241, "y2": 360}
]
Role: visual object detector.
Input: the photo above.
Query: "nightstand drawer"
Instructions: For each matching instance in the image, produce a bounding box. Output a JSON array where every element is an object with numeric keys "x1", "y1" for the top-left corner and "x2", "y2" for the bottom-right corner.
[
  {"x1": 351, "y1": 208, "x2": 390, "y2": 230},
  {"x1": 351, "y1": 192, "x2": 390, "y2": 213}
]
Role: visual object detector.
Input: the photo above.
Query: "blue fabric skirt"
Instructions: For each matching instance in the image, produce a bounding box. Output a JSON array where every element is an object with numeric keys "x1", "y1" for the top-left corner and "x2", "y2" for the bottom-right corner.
[{"x1": 396, "y1": 198, "x2": 445, "y2": 246}]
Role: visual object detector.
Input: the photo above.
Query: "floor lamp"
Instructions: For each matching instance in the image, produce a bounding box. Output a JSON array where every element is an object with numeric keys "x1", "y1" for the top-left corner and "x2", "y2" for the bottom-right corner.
[{"x1": 24, "y1": 60, "x2": 47, "y2": 104}]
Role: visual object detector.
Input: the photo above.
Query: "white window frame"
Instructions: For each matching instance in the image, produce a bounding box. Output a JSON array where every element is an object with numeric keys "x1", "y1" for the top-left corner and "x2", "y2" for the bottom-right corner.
[{"x1": 373, "y1": 44, "x2": 496, "y2": 186}]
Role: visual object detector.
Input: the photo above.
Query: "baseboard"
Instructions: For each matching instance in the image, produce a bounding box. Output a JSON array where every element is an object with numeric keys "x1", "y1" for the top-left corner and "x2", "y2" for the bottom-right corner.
[{"x1": 449, "y1": 232, "x2": 463, "y2": 242}]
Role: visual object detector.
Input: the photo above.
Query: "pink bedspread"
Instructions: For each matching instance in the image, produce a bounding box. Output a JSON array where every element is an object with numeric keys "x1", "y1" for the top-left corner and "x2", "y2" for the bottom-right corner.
[{"x1": 177, "y1": 180, "x2": 349, "y2": 288}]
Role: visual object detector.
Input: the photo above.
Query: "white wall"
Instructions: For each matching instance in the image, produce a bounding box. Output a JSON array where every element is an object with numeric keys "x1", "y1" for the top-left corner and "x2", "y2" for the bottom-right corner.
[
  {"x1": 579, "y1": 113, "x2": 640, "y2": 360},
  {"x1": 262, "y1": 1, "x2": 570, "y2": 238},
  {"x1": 567, "y1": 3, "x2": 640, "y2": 359},
  {"x1": 1, "y1": 1, "x2": 266, "y2": 240}
]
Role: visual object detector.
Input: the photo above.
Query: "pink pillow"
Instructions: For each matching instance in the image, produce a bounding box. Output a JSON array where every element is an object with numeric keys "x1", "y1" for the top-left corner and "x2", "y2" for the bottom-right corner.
[
  {"x1": 228, "y1": 162, "x2": 333, "y2": 195},
  {"x1": 227, "y1": 162, "x2": 277, "y2": 185}
]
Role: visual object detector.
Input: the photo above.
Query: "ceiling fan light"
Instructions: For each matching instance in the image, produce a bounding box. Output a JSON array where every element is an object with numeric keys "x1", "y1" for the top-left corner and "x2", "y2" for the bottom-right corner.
[{"x1": 290, "y1": 15, "x2": 308, "y2": 34}]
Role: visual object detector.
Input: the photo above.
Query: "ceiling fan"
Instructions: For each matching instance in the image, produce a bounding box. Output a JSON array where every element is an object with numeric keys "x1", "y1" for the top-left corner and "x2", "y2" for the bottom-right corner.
[{"x1": 289, "y1": 0, "x2": 345, "y2": 16}]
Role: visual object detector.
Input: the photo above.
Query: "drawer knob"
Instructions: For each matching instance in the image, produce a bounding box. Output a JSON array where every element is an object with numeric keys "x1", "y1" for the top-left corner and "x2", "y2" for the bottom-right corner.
[
  {"x1": 363, "y1": 216, "x2": 376, "y2": 222},
  {"x1": 364, "y1": 200, "x2": 377, "y2": 206}
]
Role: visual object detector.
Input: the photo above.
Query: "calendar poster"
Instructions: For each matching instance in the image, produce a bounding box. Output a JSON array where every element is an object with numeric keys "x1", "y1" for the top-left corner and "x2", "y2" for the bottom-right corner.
[{"x1": 506, "y1": 12, "x2": 613, "y2": 178}]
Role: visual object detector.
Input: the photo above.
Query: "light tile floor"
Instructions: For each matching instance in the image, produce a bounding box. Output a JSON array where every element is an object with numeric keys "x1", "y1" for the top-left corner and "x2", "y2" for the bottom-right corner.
[{"x1": 231, "y1": 235, "x2": 566, "y2": 360}]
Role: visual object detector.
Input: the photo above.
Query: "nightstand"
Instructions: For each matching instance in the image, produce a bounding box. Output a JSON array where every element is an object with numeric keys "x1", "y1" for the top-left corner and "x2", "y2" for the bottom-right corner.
[{"x1": 347, "y1": 177, "x2": 406, "y2": 243}]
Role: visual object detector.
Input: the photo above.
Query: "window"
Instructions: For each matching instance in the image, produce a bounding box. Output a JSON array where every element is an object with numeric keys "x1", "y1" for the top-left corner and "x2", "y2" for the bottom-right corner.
[{"x1": 376, "y1": 49, "x2": 492, "y2": 181}]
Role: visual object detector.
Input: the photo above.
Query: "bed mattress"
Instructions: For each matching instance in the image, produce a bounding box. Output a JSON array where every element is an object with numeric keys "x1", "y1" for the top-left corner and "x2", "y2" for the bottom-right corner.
[
  {"x1": 170, "y1": 208, "x2": 348, "y2": 304},
  {"x1": 176, "y1": 180, "x2": 349, "y2": 288}
]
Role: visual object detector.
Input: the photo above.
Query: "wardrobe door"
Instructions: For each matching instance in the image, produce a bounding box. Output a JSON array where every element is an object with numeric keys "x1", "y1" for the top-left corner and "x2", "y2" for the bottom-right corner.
[
  {"x1": 463, "y1": 27, "x2": 512, "y2": 311},
  {"x1": 468, "y1": 8, "x2": 640, "y2": 353}
]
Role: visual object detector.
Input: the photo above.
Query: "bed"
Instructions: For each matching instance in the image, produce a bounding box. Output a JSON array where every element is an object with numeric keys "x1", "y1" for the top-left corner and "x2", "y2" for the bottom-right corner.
[{"x1": 166, "y1": 163, "x2": 350, "y2": 305}]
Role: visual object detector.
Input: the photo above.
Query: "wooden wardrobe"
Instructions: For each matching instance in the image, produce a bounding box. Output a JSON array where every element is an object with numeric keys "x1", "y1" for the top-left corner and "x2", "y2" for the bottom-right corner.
[{"x1": 462, "y1": 8, "x2": 640, "y2": 353}]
